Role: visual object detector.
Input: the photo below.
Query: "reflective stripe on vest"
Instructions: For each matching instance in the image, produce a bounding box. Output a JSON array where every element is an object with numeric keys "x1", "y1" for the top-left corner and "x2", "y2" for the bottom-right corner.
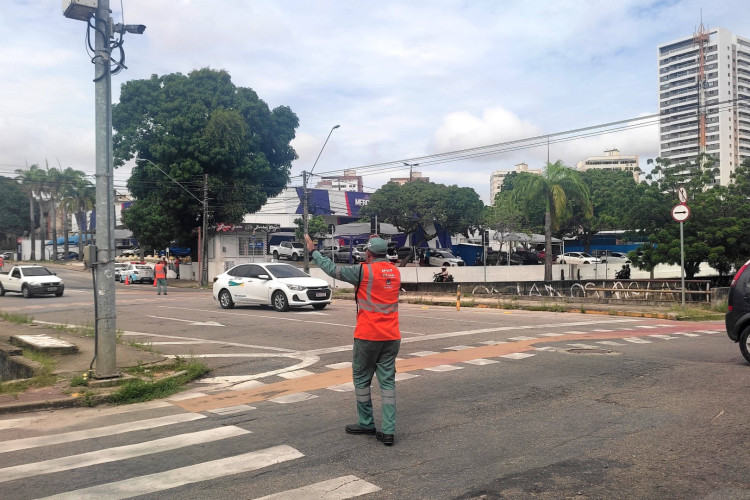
[{"x1": 354, "y1": 261, "x2": 401, "y2": 341}]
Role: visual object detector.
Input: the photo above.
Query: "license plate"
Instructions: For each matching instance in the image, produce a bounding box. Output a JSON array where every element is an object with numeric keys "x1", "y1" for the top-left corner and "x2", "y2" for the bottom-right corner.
[{"x1": 315, "y1": 292, "x2": 326, "y2": 298}]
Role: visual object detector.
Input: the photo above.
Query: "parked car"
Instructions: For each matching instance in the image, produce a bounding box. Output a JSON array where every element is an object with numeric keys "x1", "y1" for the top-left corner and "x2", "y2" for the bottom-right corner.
[
  {"x1": 114, "y1": 262, "x2": 129, "y2": 281},
  {"x1": 558, "y1": 252, "x2": 602, "y2": 265},
  {"x1": 213, "y1": 262, "x2": 332, "y2": 312},
  {"x1": 0, "y1": 251, "x2": 14, "y2": 260},
  {"x1": 592, "y1": 250, "x2": 631, "y2": 264},
  {"x1": 121, "y1": 247, "x2": 141, "y2": 257},
  {"x1": 335, "y1": 246, "x2": 364, "y2": 263},
  {"x1": 726, "y1": 259, "x2": 750, "y2": 363},
  {"x1": 56, "y1": 251, "x2": 79, "y2": 260},
  {"x1": 119, "y1": 263, "x2": 155, "y2": 283},
  {"x1": 428, "y1": 250, "x2": 465, "y2": 267},
  {"x1": 396, "y1": 246, "x2": 417, "y2": 263},
  {"x1": 269, "y1": 241, "x2": 306, "y2": 261},
  {"x1": 513, "y1": 250, "x2": 543, "y2": 265},
  {"x1": 536, "y1": 250, "x2": 558, "y2": 263}
]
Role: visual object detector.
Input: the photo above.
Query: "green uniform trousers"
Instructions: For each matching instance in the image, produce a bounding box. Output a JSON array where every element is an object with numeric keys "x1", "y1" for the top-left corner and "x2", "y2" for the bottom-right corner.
[{"x1": 352, "y1": 338, "x2": 400, "y2": 434}]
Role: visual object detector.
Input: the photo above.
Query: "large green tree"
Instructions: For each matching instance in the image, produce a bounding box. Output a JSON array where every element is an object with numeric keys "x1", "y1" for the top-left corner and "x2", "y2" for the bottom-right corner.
[
  {"x1": 360, "y1": 181, "x2": 484, "y2": 265},
  {"x1": 511, "y1": 161, "x2": 592, "y2": 281},
  {"x1": 113, "y1": 68, "x2": 299, "y2": 251},
  {"x1": 0, "y1": 176, "x2": 30, "y2": 245}
]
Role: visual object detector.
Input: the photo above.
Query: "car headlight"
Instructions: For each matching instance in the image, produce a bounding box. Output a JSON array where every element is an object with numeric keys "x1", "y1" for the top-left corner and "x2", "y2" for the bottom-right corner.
[
  {"x1": 287, "y1": 284, "x2": 306, "y2": 291},
  {"x1": 59, "y1": 281, "x2": 64, "y2": 286},
  {"x1": 29, "y1": 281, "x2": 40, "y2": 287}
]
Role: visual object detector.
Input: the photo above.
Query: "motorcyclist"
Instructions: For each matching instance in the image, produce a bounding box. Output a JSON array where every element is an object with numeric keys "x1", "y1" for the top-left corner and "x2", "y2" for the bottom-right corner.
[
  {"x1": 615, "y1": 263, "x2": 631, "y2": 279},
  {"x1": 434, "y1": 266, "x2": 452, "y2": 282}
]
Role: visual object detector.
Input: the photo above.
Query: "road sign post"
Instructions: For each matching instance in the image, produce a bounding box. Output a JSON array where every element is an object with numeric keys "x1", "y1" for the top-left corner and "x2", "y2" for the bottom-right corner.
[{"x1": 671, "y1": 203, "x2": 691, "y2": 306}]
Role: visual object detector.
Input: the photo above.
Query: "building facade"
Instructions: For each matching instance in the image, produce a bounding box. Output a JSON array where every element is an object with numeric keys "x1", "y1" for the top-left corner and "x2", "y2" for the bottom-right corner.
[
  {"x1": 489, "y1": 163, "x2": 541, "y2": 203},
  {"x1": 388, "y1": 170, "x2": 429, "y2": 186},
  {"x1": 314, "y1": 169, "x2": 363, "y2": 192},
  {"x1": 658, "y1": 26, "x2": 750, "y2": 185},
  {"x1": 576, "y1": 149, "x2": 640, "y2": 182}
]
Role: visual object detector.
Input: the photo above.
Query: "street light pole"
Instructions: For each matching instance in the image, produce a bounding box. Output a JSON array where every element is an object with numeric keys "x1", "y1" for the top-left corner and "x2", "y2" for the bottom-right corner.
[
  {"x1": 303, "y1": 124, "x2": 340, "y2": 273},
  {"x1": 403, "y1": 162, "x2": 419, "y2": 182}
]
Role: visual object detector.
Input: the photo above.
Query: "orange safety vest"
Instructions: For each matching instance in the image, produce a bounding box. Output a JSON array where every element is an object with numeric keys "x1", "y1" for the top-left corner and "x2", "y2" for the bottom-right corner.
[
  {"x1": 354, "y1": 261, "x2": 401, "y2": 341},
  {"x1": 155, "y1": 262, "x2": 167, "y2": 279}
]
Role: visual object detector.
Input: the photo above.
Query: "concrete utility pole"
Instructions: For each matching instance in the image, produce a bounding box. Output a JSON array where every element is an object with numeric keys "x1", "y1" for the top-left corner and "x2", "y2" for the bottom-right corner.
[
  {"x1": 92, "y1": 0, "x2": 117, "y2": 379},
  {"x1": 201, "y1": 174, "x2": 209, "y2": 286}
]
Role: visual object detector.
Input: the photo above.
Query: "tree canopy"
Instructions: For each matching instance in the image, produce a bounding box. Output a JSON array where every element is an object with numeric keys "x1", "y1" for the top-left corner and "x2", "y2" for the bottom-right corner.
[
  {"x1": 113, "y1": 68, "x2": 299, "y2": 251},
  {"x1": 0, "y1": 175, "x2": 30, "y2": 241}
]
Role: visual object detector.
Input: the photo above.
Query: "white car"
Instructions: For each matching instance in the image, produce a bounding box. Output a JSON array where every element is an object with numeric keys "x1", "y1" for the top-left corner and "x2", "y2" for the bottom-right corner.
[
  {"x1": 114, "y1": 262, "x2": 129, "y2": 280},
  {"x1": 428, "y1": 250, "x2": 465, "y2": 267},
  {"x1": 595, "y1": 251, "x2": 631, "y2": 264},
  {"x1": 213, "y1": 262, "x2": 332, "y2": 312},
  {"x1": 558, "y1": 252, "x2": 602, "y2": 265},
  {"x1": 119, "y1": 263, "x2": 155, "y2": 283}
]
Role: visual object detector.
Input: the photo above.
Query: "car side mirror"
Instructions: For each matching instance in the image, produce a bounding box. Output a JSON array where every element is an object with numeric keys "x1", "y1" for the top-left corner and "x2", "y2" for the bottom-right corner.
[{"x1": 258, "y1": 274, "x2": 271, "y2": 280}]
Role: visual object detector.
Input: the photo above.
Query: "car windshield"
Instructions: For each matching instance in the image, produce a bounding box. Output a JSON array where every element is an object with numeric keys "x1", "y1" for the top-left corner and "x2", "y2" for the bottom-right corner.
[
  {"x1": 22, "y1": 267, "x2": 53, "y2": 276},
  {"x1": 580, "y1": 253, "x2": 594, "y2": 257},
  {"x1": 440, "y1": 252, "x2": 457, "y2": 259},
  {"x1": 265, "y1": 264, "x2": 309, "y2": 279},
  {"x1": 291, "y1": 243, "x2": 304, "y2": 249}
]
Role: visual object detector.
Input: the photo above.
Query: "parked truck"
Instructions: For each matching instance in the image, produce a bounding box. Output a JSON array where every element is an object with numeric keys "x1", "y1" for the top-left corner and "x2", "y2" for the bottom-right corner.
[
  {"x1": 269, "y1": 241, "x2": 306, "y2": 261},
  {"x1": 0, "y1": 265, "x2": 65, "y2": 298}
]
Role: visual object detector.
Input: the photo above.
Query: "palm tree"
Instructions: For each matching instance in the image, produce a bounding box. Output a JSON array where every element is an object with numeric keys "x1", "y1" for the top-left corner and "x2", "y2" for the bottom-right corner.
[
  {"x1": 70, "y1": 178, "x2": 96, "y2": 257},
  {"x1": 512, "y1": 161, "x2": 592, "y2": 281},
  {"x1": 58, "y1": 168, "x2": 89, "y2": 258},
  {"x1": 15, "y1": 164, "x2": 45, "y2": 261}
]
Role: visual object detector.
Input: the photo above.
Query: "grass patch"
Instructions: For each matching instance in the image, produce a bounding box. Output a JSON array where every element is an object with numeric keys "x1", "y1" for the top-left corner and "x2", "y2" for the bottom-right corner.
[
  {"x1": 0, "y1": 311, "x2": 34, "y2": 324},
  {"x1": 128, "y1": 341, "x2": 157, "y2": 353},
  {"x1": 111, "y1": 358, "x2": 210, "y2": 405},
  {"x1": 669, "y1": 304, "x2": 725, "y2": 321},
  {"x1": 0, "y1": 351, "x2": 57, "y2": 397},
  {"x1": 47, "y1": 322, "x2": 95, "y2": 337},
  {"x1": 69, "y1": 374, "x2": 89, "y2": 387}
]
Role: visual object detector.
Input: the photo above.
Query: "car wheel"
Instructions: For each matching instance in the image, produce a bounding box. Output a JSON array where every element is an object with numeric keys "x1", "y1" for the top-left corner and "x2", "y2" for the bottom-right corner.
[
  {"x1": 273, "y1": 251, "x2": 279, "y2": 260},
  {"x1": 291, "y1": 253, "x2": 299, "y2": 261},
  {"x1": 584, "y1": 261, "x2": 590, "y2": 264},
  {"x1": 739, "y1": 327, "x2": 750, "y2": 364},
  {"x1": 312, "y1": 303, "x2": 327, "y2": 310},
  {"x1": 55, "y1": 291, "x2": 64, "y2": 297},
  {"x1": 0, "y1": 283, "x2": 4, "y2": 296},
  {"x1": 22, "y1": 285, "x2": 33, "y2": 298},
  {"x1": 218, "y1": 289, "x2": 235, "y2": 309},
  {"x1": 272, "y1": 291, "x2": 290, "y2": 312}
]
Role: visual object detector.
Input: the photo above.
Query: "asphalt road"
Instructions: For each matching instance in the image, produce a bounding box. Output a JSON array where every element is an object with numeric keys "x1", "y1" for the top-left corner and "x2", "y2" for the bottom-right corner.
[{"x1": 1, "y1": 267, "x2": 749, "y2": 499}]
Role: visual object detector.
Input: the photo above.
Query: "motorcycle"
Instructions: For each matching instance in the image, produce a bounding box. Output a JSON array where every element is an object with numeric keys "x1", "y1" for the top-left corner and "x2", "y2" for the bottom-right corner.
[
  {"x1": 615, "y1": 264, "x2": 631, "y2": 280},
  {"x1": 433, "y1": 272, "x2": 454, "y2": 283}
]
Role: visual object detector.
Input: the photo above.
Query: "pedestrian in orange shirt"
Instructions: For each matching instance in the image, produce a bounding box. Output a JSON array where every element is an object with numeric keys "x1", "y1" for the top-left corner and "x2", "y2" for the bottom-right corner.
[{"x1": 155, "y1": 257, "x2": 168, "y2": 295}]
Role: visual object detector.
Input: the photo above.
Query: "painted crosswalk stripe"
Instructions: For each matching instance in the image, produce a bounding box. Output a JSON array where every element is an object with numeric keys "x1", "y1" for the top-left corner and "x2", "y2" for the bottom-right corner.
[
  {"x1": 500, "y1": 353, "x2": 536, "y2": 360},
  {"x1": 697, "y1": 330, "x2": 720, "y2": 334},
  {"x1": 208, "y1": 405, "x2": 256, "y2": 416},
  {"x1": 623, "y1": 337, "x2": 651, "y2": 344},
  {"x1": 328, "y1": 382, "x2": 356, "y2": 392},
  {"x1": 592, "y1": 329, "x2": 613, "y2": 332},
  {"x1": 425, "y1": 364, "x2": 464, "y2": 372},
  {"x1": 37, "y1": 445, "x2": 305, "y2": 500},
  {"x1": 0, "y1": 426, "x2": 250, "y2": 483},
  {"x1": 0, "y1": 413, "x2": 205, "y2": 454},
  {"x1": 326, "y1": 362, "x2": 352, "y2": 370},
  {"x1": 565, "y1": 331, "x2": 586, "y2": 335},
  {"x1": 253, "y1": 475, "x2": 380, "y2": 499},
  {"x1": 672, "y1": 332, "x2": 700, "y2": 337},
  {"x1": 409, "y1": 351, "x2": 440, "y2": 357},
  {"x1": 508, "y1": 336, "x2": 537, "y2": 341},
  {"x1": 278, "y1": 370, "x2": 316, "y2": 379},
  {"x1": 479, "y1": 340, "x2": 508, "y2": 344},
  {"x1": 597, "y1": 341, "x2": 625, "y2": 346},
  {"x1": 634, "y1": 325, "x2": 658, "y2": 329},
  {"x1": 648, "y1": 334, "x2": 679, "y2": 340},
  {"x1": 269, "y1": 392, "x2": 318, "y2": 404},
  {"x1": 395, "y1": 372, "x2": 419, "y2": 381},
  {"x1": 445, "y1": 345, "x2": 473, "y2": 350},
  {"x1": 567, "y1": 343, "x2": 599, "y2": 349},
  {"x1": 463, "y1": 358, "x2": 500, "y2": 366},
  {"x1": 539, "y1": 333, "x2": 564, "y2": 337}
]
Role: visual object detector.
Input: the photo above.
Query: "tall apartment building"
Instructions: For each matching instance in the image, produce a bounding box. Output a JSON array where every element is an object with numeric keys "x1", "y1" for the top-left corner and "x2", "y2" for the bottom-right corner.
[
  {"x1": 489, "y1": 163, "x2": 541, "y2": 203},
  {"x1": 314, "y1": 169, "x2": 363, "y2": 192},
  {"x1": 658, "y1": 26, "x2": 750, "y2": 185},
  {"x1": 576, "y1": 149, "x2": 640, "y2": 182}
]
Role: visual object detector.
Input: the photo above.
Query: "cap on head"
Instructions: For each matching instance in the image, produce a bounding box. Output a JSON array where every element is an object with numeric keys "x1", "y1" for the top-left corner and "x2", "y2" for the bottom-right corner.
[{"x1": 365, "y1": 237, "x2": 388, "y2": 255}]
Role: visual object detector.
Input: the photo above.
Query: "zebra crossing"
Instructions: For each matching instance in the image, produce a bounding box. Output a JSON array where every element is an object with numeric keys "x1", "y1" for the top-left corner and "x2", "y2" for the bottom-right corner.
[{"x1": 0, "y1": 404, "x2": 380, "y2": 500}]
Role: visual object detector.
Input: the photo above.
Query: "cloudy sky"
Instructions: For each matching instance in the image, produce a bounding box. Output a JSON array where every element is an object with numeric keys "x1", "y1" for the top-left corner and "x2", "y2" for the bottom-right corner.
[{"x1": 1, "y1": 0, "x2": 748, "y2": 203}]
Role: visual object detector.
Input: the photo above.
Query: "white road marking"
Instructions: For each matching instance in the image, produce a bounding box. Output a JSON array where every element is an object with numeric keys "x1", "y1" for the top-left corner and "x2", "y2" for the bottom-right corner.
[
  {"x1": 0, "y1": 413, "x2": 205, "y2": 454},
  {"x1": 0, "y1": 426, "x2": 250, "y2": 483},
  {"x1": 539, "y1": 333, "x2": 564, "y2": 337},
  {"x1": 444, "y1": 345, "x2": 473, "y2": 350},
  {"x1": 146, "y1": 315, "x2": 225, "y2": 327},
  {"x1": 634, "y1": 325, "x2": 659, "y2": 329},
  {"x1": 463, "y1": 358, "x2": 500, "y2": 366},
  {"x1": 697, "y1": 330, "x2": 720, "y2": 334},
  {"x1": 508, "y1": 336, "x2": 537, "y2": 341},
  {"x1": 269, "y1": 393, "x2": 318, "y2": 404},
  {"x1": 327, "y1": 382, "x2": 355, "y2": 392},
  {"x1": 591, "y1": 329, "x2": 613, "y2": 332},
  {"x1": 623, "y1": 337, "x2": 652, "y2": 344},
  {"x1": 648, "y1": 334, "x2": 679, "y2": 340},
  {"x1": 166, "y1": 392, "x2": 207, "y2": 401},
  {"x1": 207, "y1": 405, "x2": 256, "y2": 416},
  {"x1": 597, "y1": 341, "x2": 626, "y2": 346},
  {"x1": 672, "y1": 332, "x2": 700, "y2": 337},
  {"x1": 424, "y1": 364, "x2": 464, "y2": 372},
  {"x1": 395, "y1": 372, "x2": 419, "y2": 381},
  {"x1": 148, "y1": 341, "x2": 208, "y2": 345},
  {"x1": 278, "y1": 370, "x2": 315, "y2": 379},
  {"x1": 253, "y1": 475, "x2": 380, "y2": 499},
  {"x1": 479, "y1": 340, "x2": 508, "y2": 344},
  {"x1": 565, "y1": 331, "x2": 586, "y2": 335},
  {"x1": 408, "y1": 351, "x2": 440, "y2": 357},
  {"x1": 500, "y1": 353, "x2": 536, "y2": 360},
  {"x1": 326, "y1": 362, "x2": 352, "y2": 370},
  {"x1": 567, "y1": 343, "x2": 599, "y2": 349},
  {"x1": 37, "y1": 445, "x2": 305, "y2": 500},
  {"x1": 231, "y1": 380, "x2": 268, "y2": 391}
]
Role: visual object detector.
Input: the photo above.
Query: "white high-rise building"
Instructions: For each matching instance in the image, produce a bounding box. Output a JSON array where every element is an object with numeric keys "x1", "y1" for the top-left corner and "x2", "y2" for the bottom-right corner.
[
  {"x1": 577, "y1": 149, "x2": 640, "y2": 182},
  {"x1": 658, "y1": 26, "x2": 750, "y2": 185},
  {"x1": 489, "y1": 163, "x2": 541, "y2": 203}
]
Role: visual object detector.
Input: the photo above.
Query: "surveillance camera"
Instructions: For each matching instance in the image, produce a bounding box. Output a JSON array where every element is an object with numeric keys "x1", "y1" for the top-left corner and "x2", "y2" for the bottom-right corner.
[{"x1": 114, "y1": 23, "x2": 146, "y2": 34}]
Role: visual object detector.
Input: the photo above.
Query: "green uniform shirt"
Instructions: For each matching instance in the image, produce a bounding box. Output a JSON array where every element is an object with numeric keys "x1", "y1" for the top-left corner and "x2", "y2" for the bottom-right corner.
[{"x1": 311, "y1": 250, "x2": 389, "y2": 285}]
